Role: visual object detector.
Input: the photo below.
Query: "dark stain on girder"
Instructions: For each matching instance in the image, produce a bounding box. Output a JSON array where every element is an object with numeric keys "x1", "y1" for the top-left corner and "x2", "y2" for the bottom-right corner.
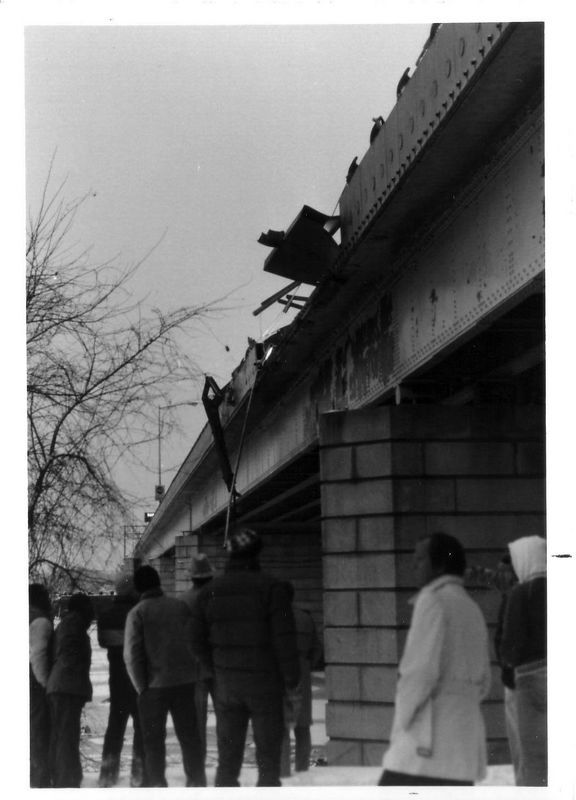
[{"x1": 309, "y1": 293, "x2": 395, "y2": 407}]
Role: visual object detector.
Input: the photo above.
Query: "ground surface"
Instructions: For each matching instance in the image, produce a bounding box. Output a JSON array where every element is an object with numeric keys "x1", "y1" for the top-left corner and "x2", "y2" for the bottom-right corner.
[{"x1": 79, "y1": 625, "x2": 514, "y2": 788}]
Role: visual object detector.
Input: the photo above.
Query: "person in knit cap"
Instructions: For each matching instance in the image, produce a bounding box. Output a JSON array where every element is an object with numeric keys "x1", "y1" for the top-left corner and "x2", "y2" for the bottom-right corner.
[
  {"x1": 181, "y1": 554, "x2": 215, "y2": 607},
  {"x1": 29, "y1": 583, "x2": 54, "y2": 787},
  {"x1": 500, "y1": 535, "x2": 547, "y2": 786},
  {"x1": 124, "y1": 565, "x2": 205, "y2": 787},
  {"x1": 190, "y1": 529, "x2": 300, "y2": 787},
  {"x1": 181, "y1": 554, "x2": 216, "y2": 766},
  {"x1": 97, "y1": 573, "x2": 146, "y2": 787}
]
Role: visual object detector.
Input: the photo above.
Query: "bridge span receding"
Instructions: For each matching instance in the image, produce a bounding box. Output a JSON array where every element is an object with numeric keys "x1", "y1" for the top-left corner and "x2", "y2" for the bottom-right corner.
[{"x1": 133, "y1": 22, "x2": 544, "y2": 768}]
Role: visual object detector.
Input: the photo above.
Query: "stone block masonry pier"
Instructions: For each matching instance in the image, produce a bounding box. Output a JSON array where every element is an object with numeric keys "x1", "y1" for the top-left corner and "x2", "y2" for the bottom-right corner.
[{"x1": 319, "y1": 405, "x2": 544, "y2": 765}]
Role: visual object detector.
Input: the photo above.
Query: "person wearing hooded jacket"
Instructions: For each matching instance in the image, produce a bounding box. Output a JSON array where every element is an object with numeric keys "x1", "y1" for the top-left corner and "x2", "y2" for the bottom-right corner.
[{"x1": 500, "y1": 535, "x2": 547, "y2": 786}]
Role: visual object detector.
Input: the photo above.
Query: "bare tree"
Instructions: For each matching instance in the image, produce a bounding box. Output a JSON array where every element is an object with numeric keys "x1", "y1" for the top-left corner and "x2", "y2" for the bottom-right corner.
[{"x1": 27, "y1": 165, "x2": 213, "y2": 591}]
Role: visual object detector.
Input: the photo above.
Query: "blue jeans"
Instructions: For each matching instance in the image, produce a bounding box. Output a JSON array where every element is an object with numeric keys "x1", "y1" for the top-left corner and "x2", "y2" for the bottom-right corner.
[
  {"x1": 504, "y1": 687, "x2": 521, "y2": 782},
  {"x1": 213, "y1": 682, "x2": 284, "y2": 787}
]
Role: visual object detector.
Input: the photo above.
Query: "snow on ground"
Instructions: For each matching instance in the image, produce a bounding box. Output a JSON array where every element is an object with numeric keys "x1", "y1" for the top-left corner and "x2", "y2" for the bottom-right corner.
[{"x1": 80, "y1": 625, "x2": 514, "y2": 788}]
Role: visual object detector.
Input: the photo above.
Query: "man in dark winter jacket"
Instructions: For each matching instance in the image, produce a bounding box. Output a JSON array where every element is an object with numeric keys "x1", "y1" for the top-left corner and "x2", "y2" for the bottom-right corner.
[
  {"x1": 97, "y1": 573, "x2": 145, "y2": 787},
  {"x1": 29, "y1": 583, "x2": 53, "y2": 787},
  {"x1": 124, "y1": 565, "x2": 205, "y2": 787},
  {"x1": 190, "y1": 529, "x2": 300, "y2": 787},
  {"x1": 46, "y1": 593, "x2": 94, "y2": 788}
]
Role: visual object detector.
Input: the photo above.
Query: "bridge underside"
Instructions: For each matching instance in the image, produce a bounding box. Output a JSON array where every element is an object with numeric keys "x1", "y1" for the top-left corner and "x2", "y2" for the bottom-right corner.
[{"x1": 190, "y1": 288, "x2": 543, "y2": 541}]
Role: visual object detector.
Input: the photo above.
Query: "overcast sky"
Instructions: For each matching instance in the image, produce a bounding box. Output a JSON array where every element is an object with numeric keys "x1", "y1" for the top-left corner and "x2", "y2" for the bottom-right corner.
[{"x1": 25, "y1": 22, "x2": 433, "y2": 528}]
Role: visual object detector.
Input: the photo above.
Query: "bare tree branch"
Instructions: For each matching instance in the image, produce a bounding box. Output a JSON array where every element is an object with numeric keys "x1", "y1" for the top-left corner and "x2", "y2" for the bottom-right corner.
[{"x1": 28, "y1": 166, "x2": 218, "y2": 592}]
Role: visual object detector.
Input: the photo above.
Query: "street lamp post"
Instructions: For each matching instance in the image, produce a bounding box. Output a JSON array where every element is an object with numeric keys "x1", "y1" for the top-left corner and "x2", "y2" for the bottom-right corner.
[{"x1": 156, "y1": 401, "x2": 199, "y2": 501}]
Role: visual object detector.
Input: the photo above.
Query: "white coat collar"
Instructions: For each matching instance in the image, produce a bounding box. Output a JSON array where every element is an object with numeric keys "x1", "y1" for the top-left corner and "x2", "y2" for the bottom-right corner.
[{"x1": 409, "y1": 574, "x2": 464, "y2": 605}]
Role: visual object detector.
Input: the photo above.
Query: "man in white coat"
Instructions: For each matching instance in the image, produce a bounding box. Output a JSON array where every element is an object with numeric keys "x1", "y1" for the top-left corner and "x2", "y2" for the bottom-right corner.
[{"x1": 379, "y1": 532, "x2": 491, "y2": 786}]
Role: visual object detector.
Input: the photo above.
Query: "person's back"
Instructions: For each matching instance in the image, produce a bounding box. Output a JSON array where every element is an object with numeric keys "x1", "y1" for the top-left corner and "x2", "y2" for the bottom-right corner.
[
  {"x1": 124, "y1": 566, "x2": 205, "y2": 788},
  {"x1": 98, "y1": 595, "x2": 132, "y2": 648},
  {"x1": 280, "y1": 597, "x2": 323, "y2": 777},
  {"x1": 433, "y1": 579, "x2": 490, "y2": 690},
  {"x1": 180, "y1": 554, "x2": 216, "y2": 767},
  {"x1": 125, "y1": 589, "x2": 197, "y2": 690},
  {"x1": 98, "y1": 593, "x2": 134, "y2": 676},
  {"x1": 502, "y1": 576, "x2": 546, "y2": 668},
  {"x1": 97, "y1": 576, "x2": 145, "y2": 788},
  {"x1": 47, "y1": 605, "x2": 93, "y2": 700},
  {"x1": 199, "y1": 568, "x2": 298, "y2": 692},
  {"x1": 190, "y1": 529, "x2": 299, "y2": 787},
  {"x1": 294, "y1": 606, "x2": 321, "y2": 664}
]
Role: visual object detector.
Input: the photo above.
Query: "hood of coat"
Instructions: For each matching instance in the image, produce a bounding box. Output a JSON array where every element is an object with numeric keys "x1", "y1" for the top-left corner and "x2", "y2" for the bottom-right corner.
[{"x1": 508, "y1": 536, "x2": 546, "y2": 583}]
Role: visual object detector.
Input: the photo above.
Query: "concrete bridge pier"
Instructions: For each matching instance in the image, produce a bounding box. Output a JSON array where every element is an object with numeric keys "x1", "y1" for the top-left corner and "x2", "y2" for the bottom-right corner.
[{"x1": 319, "y1": 404, "x2": 545, "y2": 766}]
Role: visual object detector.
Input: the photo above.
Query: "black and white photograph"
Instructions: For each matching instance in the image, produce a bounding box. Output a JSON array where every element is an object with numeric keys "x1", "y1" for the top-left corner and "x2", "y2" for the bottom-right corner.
[{"x1": 4, "y1": 0, "x2": 572, "y2": 795}]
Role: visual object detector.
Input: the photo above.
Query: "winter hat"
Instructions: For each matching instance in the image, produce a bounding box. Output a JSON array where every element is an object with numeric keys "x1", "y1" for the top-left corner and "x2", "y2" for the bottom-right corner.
[
  {"x1": 115, "y1": 573, "x2": 135, "y2": 597},
  {"x1": 508, "y1": 535, "x2": 546, "y2": 583},
  {"x1": 226, "y1": 529, "x2": 262, "y2": 559},
  {"x1": 29, "y1": 583, "x2": 51, "y2": 615},
  {"x1": 68, "y1": 593, "x2": 95, "y2": 627},
  {"x1": 134, "y1": 565, "x2": 161, "y2": 593},
  {"x1": 189, "y1": 553, "x2": 215, "y2": 580}
]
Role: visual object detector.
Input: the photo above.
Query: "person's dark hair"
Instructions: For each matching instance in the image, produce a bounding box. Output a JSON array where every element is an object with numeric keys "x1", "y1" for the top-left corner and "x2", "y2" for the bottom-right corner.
[
  {"x1": 226, "y1": 528, "x2": 262, "y2": 559},
  {"x1": 29, "y1": 583, "x2": 51, "y2": 615},
  {"x1": 134, "y1": 565, "x2": 161, "y2": 593},
  {"x1": 425, "y1": 532, "x2": 467, "y2": 577},
  {"x1": 68, "y1": 593, "x2": 94, "y2": 626}
]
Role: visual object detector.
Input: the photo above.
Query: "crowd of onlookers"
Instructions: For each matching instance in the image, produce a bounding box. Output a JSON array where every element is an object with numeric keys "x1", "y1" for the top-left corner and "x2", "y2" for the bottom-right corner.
[{"x1": 29, "y1": 529, "x2": 546, "y2": 788}]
